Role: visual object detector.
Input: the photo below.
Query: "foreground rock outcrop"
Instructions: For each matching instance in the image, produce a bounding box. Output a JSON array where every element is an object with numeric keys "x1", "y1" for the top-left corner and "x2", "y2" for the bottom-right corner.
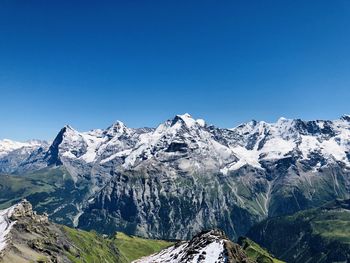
[
  {"x1": 0, "y1": 200, "x2": 121, "y2": 263},
  {"x1": 0, "y1": 199, "x2": 73, "y2": 262}
]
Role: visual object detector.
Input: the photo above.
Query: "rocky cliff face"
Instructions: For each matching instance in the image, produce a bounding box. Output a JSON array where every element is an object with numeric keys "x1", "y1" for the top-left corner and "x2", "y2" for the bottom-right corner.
[
  {"x1": 1, "y1": 114, "x2": 350, "y2": 240},
  {"x1": 133, "y1": 229, "x2": 255, "y2": 263}
]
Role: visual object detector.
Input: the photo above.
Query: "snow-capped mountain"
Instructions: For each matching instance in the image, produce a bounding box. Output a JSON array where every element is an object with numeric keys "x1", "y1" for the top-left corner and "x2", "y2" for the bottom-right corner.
[
  {"x1": 219, "y1": 115, "x2": 350, "y2": 173},
  {"x1": 0, "y1": 139, "x2": 43, "y2": 157},
  {"x1": 1, "y1": 113, "x2": 350, "y2": 240},
  {"x1": 7, "y1": 113, "x2": 350, "y2": 178},
  {"x1": 133, "y1": 229, "x2": 253, "y2": 263},
  {"x1": 0, "y1": 139, "x2": 49, "y2": 173}
]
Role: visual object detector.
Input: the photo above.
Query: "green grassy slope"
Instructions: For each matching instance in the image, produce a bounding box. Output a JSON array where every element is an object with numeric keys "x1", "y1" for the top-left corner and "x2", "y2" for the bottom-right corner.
[
  {"x1": 311, "y1": 206, "x2": 350, "y2": 244},
  {"x1": 0, "y1": 167, "x2": 89, "y2": 226},
  {"x1": 247, "y1": 199, "x2": 350, "y2": 263},
  {"x1": 0, "y1": 171, "x2": 55, "y2": 209},
  {"x1": 238, "y1": 237, "x2": 285, "y2": 263},
  {"x1": 63, "y1": 226, "x2": 122, "y2": 263},
  {"x1": 64, "y1": 227, "x2": 285, "y2": 263},
  {"x1": 62, "y1": 227, "x2": 173, "y2": 263},
  {"x1": 113, "y1": 232, "x2": 174, "y2": 262},
  {"x1": 0, "y1": 167, "x2": 72, "y2": 208}
]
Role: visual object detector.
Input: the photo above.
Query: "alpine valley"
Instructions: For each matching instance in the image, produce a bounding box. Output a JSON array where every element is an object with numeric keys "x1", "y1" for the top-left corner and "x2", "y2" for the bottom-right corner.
[
  {"x1": 0, "y1": 199, "x2": 280, "y2": 263},
  {"x1": 1, "y1": 113, "x2": 350, "y2": 262}
]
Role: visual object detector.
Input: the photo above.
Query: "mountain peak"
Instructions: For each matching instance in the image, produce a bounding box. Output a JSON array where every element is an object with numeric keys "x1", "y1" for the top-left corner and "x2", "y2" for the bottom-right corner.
[
  {"x1": 63, "y1": 124, "x2": 78, "y2": 132},
  {"x1": 173, "y1": 113, "x2": 195, "y2": 125},
  {"x1": 105, "y1": 121, "x2": 128, "y2": 136},
  {"x1": 171, "y1": 113, "x2": 205, "y2": 128},
  {"x1": 276, "y1": 116, "x2": 292, "y2": 123},
  {"x1": 107, "y1": 120, "x2": 126, "y2": 130}
]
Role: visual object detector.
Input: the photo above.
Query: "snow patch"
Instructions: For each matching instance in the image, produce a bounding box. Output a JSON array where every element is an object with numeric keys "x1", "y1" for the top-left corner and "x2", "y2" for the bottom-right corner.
[
  {"x1": 192, "y1": 240, "x2": 224, "y2": 263},
  {"x1": 79, "y1": 133, "x2": 107, "y2": 163},
  {"x1": 133, "y1": 233, "x2": 225, "y2": 263},
  {"x1": 100, "y1": 149, "x2": 132, "y2": 164},
  {"x1": 0, "y1": 204, "x2": 17, "y2": 253},
  {"x1": 196, "y1": 119, "x2": 206, "y2": 127},
  {"x1": 260, "y1": 137, "x2": 295, "y2": 160},
  {"x1": 221, "y1": 146, "x2": 261, "y2": 174}
]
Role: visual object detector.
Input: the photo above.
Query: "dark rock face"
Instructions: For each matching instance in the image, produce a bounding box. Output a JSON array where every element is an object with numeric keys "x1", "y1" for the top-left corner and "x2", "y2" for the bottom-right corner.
[
  {"x1": 165, "y1": 142, "x2": 188, "y2": 153},
  {"x1": 45, "y1": 127, "x2": 67, "y2": 166}
]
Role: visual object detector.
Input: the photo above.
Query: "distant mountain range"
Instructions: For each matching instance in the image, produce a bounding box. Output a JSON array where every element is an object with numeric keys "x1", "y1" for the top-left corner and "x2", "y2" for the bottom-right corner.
[{"x1": 0, "y1": 114, "x2": 349, "y2": 240}]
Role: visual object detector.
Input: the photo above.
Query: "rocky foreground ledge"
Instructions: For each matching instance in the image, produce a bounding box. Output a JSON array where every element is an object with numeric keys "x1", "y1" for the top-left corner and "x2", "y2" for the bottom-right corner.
[
  {"x1": 0, "y1": 200, "x2": 47, "y2": 256},
  {"x1": 0, "y1": 199, "x2": 85, "y2": 263}
]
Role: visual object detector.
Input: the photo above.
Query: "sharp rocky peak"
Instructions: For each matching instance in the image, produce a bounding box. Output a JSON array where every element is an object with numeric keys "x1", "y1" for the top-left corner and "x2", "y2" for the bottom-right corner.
[{"x1": 62, "y1": 124, "x2": 76, "y2": 132}]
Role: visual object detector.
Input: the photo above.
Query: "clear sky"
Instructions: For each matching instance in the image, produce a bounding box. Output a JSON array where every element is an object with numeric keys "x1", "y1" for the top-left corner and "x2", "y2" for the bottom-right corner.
[{"x1": 0, "y1": 1, "x2": 350, "y2": 140}]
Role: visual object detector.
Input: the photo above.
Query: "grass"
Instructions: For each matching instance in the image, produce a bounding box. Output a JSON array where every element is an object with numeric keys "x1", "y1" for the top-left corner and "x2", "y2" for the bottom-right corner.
[
  {"x1": 0, "y1": 174, "x2": 54, "y2": 208},
  {"x1": 278, "y1": 200, "x2": 350, "y2": 244},
  {"x1": 0, "y1": 167, "x2": 90, "y2": 227},
  {"x1": 63, "y1": 226, "x2": 121, "y2": 263},
  {"x1": 0, "y1": 167, "x2": 71, "y2": 208},
  {"x1": 63, "y1": 227, "x2": 173, "y2": 263},
  {"x1": 311, "y1": 212, "x2": 350, "y2": 244},
  {"x1": 113, "y1": 232, "x2": 174, "y2": 262},
  {"x1": 239, "y1": 237, "x2": 285, "y2": 263}
]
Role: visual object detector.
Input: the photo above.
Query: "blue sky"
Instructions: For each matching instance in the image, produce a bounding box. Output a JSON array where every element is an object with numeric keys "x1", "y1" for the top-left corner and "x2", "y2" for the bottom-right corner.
[{"x1": 0, "y1": 1, "x2": 350, "y2": 140}]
